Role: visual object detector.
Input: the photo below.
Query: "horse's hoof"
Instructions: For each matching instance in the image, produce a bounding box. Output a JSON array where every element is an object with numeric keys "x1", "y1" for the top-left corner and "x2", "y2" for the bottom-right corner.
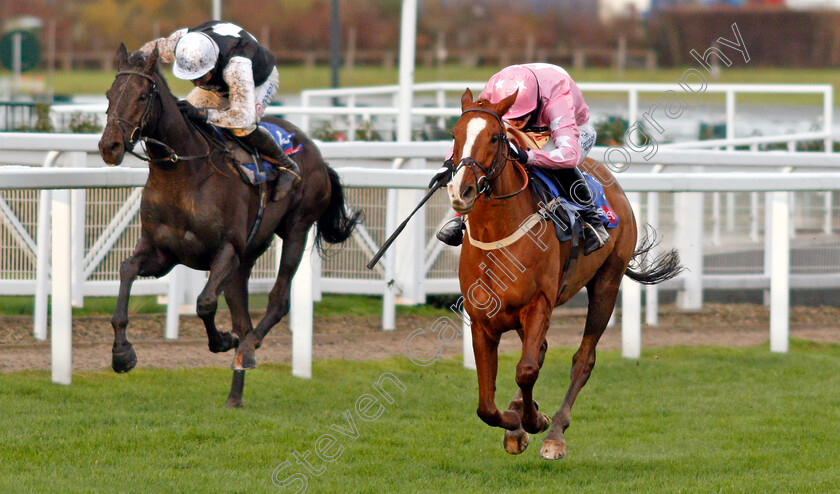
[
  {"x1": 209, "y1": 332, "x2": 239, "y2": 353},
  {"x1": 503, "y1": 428, "x2": 530, "y2": 455},
  {"x1": 112, "y1": 345, "x2": 137, "y2": 373},
  {"x1": 523, "y1": 412, "x2": 551, "y2": 434},
  {"x1": 225, "y1": 397, "x2": 244, "y2": 408},
  {"x1": 231, "y1": 349, "x2": 257, "y2": 370},
  {"x1": 539, "y1": 439, "x2": 567, "y2": 460}
]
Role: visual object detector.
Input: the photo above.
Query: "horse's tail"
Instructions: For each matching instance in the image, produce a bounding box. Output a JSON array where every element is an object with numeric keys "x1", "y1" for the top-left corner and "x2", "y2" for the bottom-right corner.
[
  {"x1": 624, "y1": 225, "x2": 685, "y2": 285},
  {"x1": 315, "y1": 165, "x2": 363, "y2": 253}
]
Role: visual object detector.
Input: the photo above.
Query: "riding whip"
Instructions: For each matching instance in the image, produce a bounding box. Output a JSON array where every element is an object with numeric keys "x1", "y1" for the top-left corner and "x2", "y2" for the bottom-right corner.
[{"x1": 366, "y1": 182, "x2": 443, "y2": 270}]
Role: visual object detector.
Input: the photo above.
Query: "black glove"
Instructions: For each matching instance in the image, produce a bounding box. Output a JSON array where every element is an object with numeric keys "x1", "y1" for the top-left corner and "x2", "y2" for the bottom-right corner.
[
  {"x1": 429, "y1": 158, "x2": 455, "y2": 188},
  {"x1": 508, "y1": 142, "x2": 529, "y2": 165},
  {"x1": 177, "y1": 100, "x2": 207, "y2": 123}
]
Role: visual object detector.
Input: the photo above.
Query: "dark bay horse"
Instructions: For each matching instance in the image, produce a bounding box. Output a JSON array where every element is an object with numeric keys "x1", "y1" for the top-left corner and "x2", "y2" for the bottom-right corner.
[
  {"x1": 448, "y1": 89, "x2": 682, "y2": 459},
  {"x1": 98, "y1": 44, "x2": 360, "y2": 406}
]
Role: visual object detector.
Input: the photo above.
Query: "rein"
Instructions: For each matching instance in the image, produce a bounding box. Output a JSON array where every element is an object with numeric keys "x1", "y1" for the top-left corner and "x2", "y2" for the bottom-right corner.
[
  {"x1": 457, "y1": 108, "x2": 529, "y2": 200},
  {"x1": 109, "y1": 70, "x2": 211, "y2": 164}
]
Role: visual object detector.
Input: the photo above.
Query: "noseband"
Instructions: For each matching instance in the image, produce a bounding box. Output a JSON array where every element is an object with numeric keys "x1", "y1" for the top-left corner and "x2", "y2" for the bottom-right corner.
[
  {"x1": 456, "y1": 108, "x2": 529, "y2": 200},
  {"x1": 107, "y1": 70, "x2": 208, "y2": 164}
]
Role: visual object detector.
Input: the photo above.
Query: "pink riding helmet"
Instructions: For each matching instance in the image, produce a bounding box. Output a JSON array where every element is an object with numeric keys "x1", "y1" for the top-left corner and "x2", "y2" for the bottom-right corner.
[{"x1": 483, "y1": 65, "x2": 539, "y2": 120}]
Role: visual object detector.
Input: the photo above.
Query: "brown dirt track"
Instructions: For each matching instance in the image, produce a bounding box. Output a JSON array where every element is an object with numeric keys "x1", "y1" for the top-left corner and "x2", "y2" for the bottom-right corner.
[{"x1": 1, "y1": 303, "x2": 838, "y2": 374}]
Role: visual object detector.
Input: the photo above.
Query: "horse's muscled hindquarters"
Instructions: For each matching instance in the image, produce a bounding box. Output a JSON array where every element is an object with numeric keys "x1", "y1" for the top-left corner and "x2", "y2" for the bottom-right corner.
[
  {"x1": 450, "y1": 88, "x2": 682, "y2": 459},
  {"x1": 98, "y1": 44, "x2": 360, "y2": 406}
]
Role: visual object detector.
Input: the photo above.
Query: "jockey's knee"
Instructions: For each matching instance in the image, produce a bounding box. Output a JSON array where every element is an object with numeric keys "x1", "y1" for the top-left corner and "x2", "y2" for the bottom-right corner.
[{"x1": 231, "y1": 124, "x2": 257, "y2": 137}]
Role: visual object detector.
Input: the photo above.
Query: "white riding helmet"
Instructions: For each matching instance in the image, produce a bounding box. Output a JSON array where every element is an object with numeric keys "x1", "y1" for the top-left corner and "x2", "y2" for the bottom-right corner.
[{"x1": 173, "y1": 32, "x2": 219, "y2": 80}]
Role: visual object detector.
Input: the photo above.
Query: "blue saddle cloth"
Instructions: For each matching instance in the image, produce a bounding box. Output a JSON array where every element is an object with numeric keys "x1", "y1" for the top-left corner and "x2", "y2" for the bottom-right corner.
[
  {"x1": 529, "y1": 167, "x2": 619, "y2": 229},
  {"x1": 213, "y1": 122, "x2": 303, "y2": 186}
]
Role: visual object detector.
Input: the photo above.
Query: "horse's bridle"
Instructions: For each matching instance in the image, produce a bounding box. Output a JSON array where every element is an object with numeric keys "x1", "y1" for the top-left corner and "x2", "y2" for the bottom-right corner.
[
  {"x1": 108, "y1": 70, "x2": 209, "y2": 164},
  {"x1": 455, "y1": 107, "x2": 529, "y2": 200}
]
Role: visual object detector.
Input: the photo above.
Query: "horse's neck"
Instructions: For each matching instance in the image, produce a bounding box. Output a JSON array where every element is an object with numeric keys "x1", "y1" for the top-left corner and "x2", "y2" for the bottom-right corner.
[
  {"x1": 145, "y1": 86, "x2": 209, "y2": 180},
  {"x1": 468, "y1": 164, "x2": 535, "y2": 237}
]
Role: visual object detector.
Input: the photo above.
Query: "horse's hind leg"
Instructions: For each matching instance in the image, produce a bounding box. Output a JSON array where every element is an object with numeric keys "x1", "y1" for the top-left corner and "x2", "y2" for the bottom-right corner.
[
  {"x1": 504, "y1": 331, "x2": 548, "y2": 454},
  {"x1": 540, "y1": 268, "x2": 622, "y2": 460},
  {"x1": 197, "y1": 243, "x2": 240, "y2": 354},
  {"x1": 112, "y1": 237, "x2": 172, "y2": 373},
  {"x1": 234, "y1": 224, "x2": 309, "y2": 370},
  {"x1": 222, "y1": 261, "x2": 255, "y2": 408}
]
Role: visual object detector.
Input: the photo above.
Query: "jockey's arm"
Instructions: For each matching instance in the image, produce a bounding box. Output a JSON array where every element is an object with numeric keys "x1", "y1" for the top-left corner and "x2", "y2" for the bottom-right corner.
[
  {"x1": 526, "y1": 90, "x2": 581, "y2": 169},
  {"x1": 206, "y1": 57, "x2": 258, "y2": 132},
  {"x1": 138, "y1": 28, "x2": 187, "y2": 64}
]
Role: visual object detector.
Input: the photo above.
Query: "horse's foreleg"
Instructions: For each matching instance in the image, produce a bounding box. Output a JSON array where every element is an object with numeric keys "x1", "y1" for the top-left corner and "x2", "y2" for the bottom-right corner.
[
  {"x1": 473, "y1": 323, "x2": 521, "y2": 431},
  {"x1": 540, "y1": 274, "x2": 621, "y2": 460},
  {"x1": 234, "y1": 229, "x2": 307, "y2": 371},
  {"x1": 112, "y1": 237, "x2": 171, "y2": 373},
  {"x1": 503, "y1": 330, "x2": 548, "y2": 454},
  {"x1": 198, "y1": 243, "x2": 240, "y2": 354},
  {"x1": 515, "y1": 295, "x2": 552, "y2": 435},
  {"x1": 222, "y1": 263, "x2": 254, "y2": 408}
]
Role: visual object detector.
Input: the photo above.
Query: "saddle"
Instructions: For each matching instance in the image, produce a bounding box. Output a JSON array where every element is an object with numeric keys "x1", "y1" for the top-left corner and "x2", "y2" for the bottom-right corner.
[
  {"x1": 206, "y1": 122, "x2": 303, "y2": 187},
  {"x1": 506, "y1": 126, "x2": 619, "y2": 243}
]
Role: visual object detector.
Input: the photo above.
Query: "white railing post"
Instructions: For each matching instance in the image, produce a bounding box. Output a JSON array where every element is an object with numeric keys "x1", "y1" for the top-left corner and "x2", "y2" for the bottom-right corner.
[
  {"x1": 824, "y1": 86, "x2": 833, "y2": 153},
  {"x1": 394, "y1": 158, "x2": 426, "y2": 305},
  {"x1": 51, "y1": 188, "x2": 72, "y2": 385},
  {"x1": 382, "y1": 188, "x2": 398, "y2": 330},
  {"x1": 823, "y1": 191, "x2": 833, "y2": 235},
  {"x1": 763, "y1": 191, "x2": 773, "y2": 306},
  {"x1": 769, "y1": 191, "x2": 789, "y2": 353},
  {"x1": 165, "y1": 265, "x2": 184, "y2": 339},
  {"x1": 462, "y1": 312, "x2": 475, "y2": 370},
  {"x1": 70, "y1": 151, "x2": 86, "y2": 308},
  {"x1": 290, "y1": 228, "x2": 315, "y2": 378},
  {"x1": 645, "y1": 192, "x2": 659, "y2": 326},
  {"x1": 712, "y1": 191, "x2": 721, "y2": 246},
  {"x1": 675, "y1": 190, "x2": 704, "y2": 309},
  {"x1": 622, "y1": 192, "x2": 642, "y2": 358},
  {"x1": 750, "y1": 191, "x2": 760, "y2": 242},
  {"x1": 725, "y1": 89, "x2": 736, "y2": 151}
]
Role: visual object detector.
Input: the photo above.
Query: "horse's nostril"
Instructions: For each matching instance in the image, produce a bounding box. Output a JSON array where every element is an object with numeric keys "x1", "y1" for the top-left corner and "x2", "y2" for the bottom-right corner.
[{"x1": 464, "y1": 185, "x2": 475, "y2": 198}]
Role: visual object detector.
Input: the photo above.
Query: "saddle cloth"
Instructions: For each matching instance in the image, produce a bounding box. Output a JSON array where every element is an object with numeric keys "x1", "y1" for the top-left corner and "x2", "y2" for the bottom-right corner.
[{"x1": 212, "y1": 122, "x2": 303, "y2": 186}]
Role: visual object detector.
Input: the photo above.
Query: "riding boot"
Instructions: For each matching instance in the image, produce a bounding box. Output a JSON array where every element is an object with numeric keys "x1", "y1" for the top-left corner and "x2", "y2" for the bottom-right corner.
[
  {"x1": 436, "y1": 215, "x2": 464, "y2": 246},
  {"x1": 555, "y1": 167, "x2": 609, "y2": 255},
  {"x1": 241, "y1": 126, "x2": 302, "y2": 201}
]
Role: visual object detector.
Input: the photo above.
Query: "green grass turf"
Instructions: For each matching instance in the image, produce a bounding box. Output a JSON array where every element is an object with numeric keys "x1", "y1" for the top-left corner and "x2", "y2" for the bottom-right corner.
[
  {"x1": 1, "y1": 341, "x2": 838, "y2": 493},
  {"x1": 5, "y1": 64, "x2": 839, "y2": 106}
]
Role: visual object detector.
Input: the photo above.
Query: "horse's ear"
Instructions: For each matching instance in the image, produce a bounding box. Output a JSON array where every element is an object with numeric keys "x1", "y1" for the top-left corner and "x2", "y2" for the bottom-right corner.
[
  {"x1": 143, "y1": 45, "x2": 159, "y2": 73},
  {"x1": 460, "y1": 88, "x2": 475, "y2": 111},
  {"x1": 495, "y1": 89, "x2": 519, "y2": 117},
  {"x1": 116, "y1": 43, "x2": 129, "y2": 70}
]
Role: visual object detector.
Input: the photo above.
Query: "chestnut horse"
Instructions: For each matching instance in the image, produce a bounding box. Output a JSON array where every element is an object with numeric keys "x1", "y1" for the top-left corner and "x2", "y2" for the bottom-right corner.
[
  {"x1": 448, "y1": 89, "x2": 682, "y2": 459},
  {"x1": 98, "y1": 45, "x2": 360, "y2": 406}
]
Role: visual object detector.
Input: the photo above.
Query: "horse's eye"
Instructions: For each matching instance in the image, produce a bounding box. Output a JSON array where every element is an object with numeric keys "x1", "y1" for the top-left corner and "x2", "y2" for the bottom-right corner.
[
  {"x1": 490, "y1": 135, "x2": 498, "y2": 143},
  {"x1": 139, "y1": 94, "x2": 148, "y2": 101}
]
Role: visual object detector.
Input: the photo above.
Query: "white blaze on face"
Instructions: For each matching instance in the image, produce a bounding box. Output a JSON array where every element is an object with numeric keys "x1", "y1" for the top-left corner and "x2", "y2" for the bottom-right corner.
[{"x1": 449, "y1": 116, "x2": 487, "y2": 203}]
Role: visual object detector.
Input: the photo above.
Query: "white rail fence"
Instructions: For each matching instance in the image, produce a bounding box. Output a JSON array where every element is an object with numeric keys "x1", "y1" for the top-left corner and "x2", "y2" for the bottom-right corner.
[
  {"x1": 48, "y1": 82, "x2": 833, "y2": 151},
  {"x1": 1, "y1": 136, "x2": 840, "y2": 384}
]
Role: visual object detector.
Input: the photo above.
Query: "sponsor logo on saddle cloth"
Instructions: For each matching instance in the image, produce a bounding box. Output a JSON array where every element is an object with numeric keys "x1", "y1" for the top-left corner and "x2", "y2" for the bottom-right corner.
[{"x1": 238, "y1": 122, "x2": 303, "y2": 186}]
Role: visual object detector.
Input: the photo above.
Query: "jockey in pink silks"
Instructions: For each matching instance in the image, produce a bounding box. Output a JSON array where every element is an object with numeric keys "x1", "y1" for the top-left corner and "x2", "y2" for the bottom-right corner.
[{"x1": 430, "y1": 63, "x2": 608, "y2": 255}]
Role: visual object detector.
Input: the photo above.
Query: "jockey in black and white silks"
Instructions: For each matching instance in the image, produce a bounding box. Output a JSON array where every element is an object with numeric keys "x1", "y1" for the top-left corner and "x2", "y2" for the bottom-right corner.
[{"x1": 140, "y1": 20, "x2": 300, "y2": 201}]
